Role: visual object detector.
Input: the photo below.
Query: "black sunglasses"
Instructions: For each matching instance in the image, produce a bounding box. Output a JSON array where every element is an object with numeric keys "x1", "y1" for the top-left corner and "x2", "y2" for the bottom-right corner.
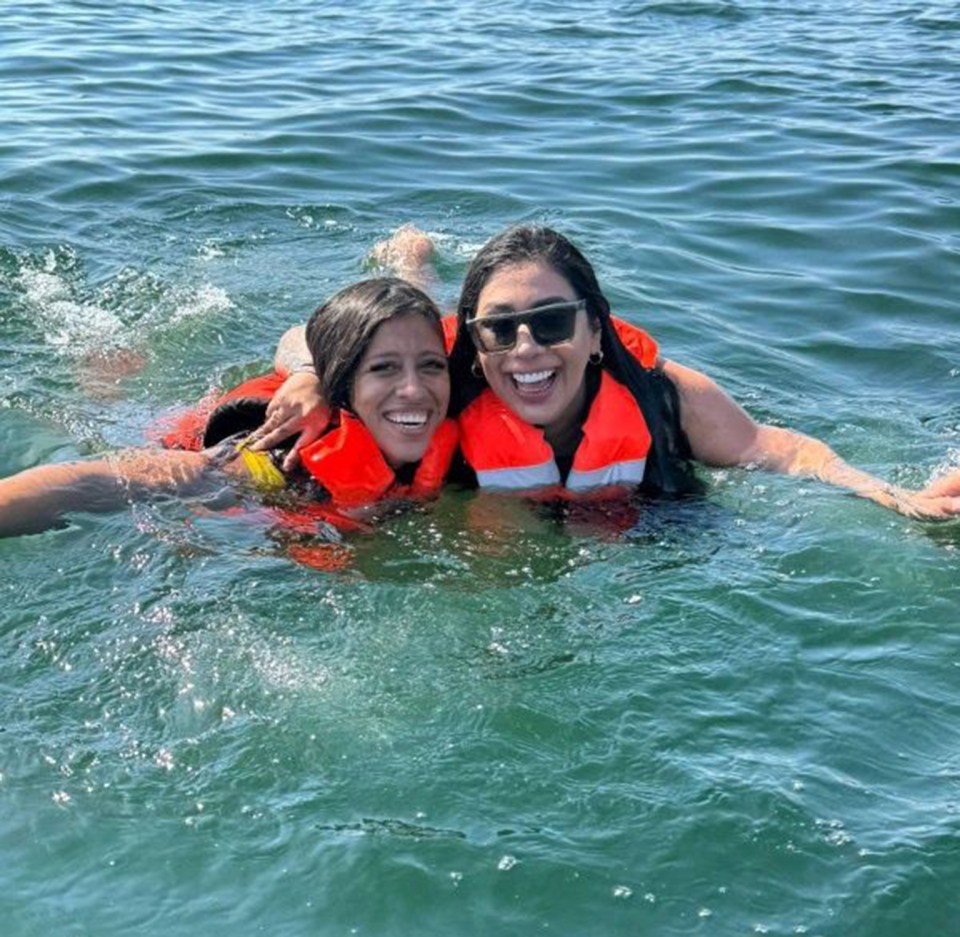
[{"x1": 466, "y1": 300, "x2": 587, "y2": 354}]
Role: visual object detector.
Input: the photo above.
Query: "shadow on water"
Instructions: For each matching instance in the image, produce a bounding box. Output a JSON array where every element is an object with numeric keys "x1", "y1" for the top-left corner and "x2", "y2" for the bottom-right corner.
[
  {"x1": 920, "y1": 518, "x2": 960, "y2": 550},
  {"x1": 303, "y1": 486, "x2": 735, "y2": 587}
]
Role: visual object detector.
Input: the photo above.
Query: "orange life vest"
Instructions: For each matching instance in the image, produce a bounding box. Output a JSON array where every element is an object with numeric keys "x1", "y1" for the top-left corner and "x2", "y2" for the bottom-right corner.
[
  {"x1": 155, "y1": 372, "x2": 287, "y2": 451},
  {"x1": 156, "y1": 373, "x2": 456, "y2": 571},
  {"x1": 609, "y1": 316, "x2": 659, "y2": 368},
  {"x1": 160, "y1": 371, "x2": 457, "y2": 503},
  {"x1": 458, "y1": 371, "x2": 652, "y2": 497},
  {"x1": 299, "y1": 412, "x2": 459, "y2": 507}
]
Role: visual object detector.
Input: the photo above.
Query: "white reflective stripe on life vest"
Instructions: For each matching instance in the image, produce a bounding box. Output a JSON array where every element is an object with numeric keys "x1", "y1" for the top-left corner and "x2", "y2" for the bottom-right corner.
[
  {"x1": 566, "y1": 458, "x2": 647, "y2": 492},
  {"x1": 474, "y1": 460, "x2": 561, "y2": 491}
]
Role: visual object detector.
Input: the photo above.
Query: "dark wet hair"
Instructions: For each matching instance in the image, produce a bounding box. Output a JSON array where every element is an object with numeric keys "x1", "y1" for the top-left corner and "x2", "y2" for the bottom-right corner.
[
  {"x1": 306, "y1": 277, "x2": 444, "y2": 412},
  {"x1": 448, "y1": 224, "x2": 700, "y2": 494}
]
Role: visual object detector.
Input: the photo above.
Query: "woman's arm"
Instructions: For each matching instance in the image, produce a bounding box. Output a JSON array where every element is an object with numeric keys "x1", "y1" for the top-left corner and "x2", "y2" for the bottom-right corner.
[
  {"x1": 662, "y1": 358, "x2": 960, "y2": 519},
  {"x1": 250, "y1": 324, "x2": 330, "y2": 468},
  {"x1": 274, "y1": 325, "x2": 312, "y2": 376},
  {"x1": 0, "y1": 449, "x2": 241, "y2": 538}
]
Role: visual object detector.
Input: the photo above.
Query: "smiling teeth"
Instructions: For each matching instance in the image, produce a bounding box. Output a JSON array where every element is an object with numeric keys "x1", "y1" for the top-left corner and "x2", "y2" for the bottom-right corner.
[
  {"x1": 514, "y1": 370, "x2": 554, "y2": 384},
  {"x1": 386, "y1": 412, "x2": 428, "y2": 426}
]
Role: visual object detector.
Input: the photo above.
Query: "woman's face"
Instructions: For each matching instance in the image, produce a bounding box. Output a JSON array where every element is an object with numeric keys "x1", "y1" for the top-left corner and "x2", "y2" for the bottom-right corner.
[
  {"x1": 350, "y1": 314, "x2": 450, "y2": 468},
  {"x1": 472, "y1": 261, "x2": 600, "y2": 442}
]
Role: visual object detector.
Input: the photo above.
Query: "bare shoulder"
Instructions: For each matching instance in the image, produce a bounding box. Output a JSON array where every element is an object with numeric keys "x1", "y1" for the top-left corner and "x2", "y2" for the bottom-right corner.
[
  {"x1": 274, "y1": 324, "x2": 311, "y2": 375},
  {"x1": 660, "y1": 357, "x2": 724, "y2": 396},
  {"x1": 659, "y1": 358, "x2": 761, "y2": 466}
]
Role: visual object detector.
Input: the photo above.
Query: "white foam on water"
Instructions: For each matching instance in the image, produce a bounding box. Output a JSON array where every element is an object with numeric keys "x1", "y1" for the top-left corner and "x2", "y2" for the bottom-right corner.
[
  {"x1": 243, "y1": 628, "x2": 332, "y2": 695},
  {"x1": 14, "y1": 248, "x2": 234, "y2": 359},
  {"x1": 929, "y1": 447, "x2": 960, "y2": 482},
  {"x1": 197, "y1": 240, "x2": 225, "y2": 261},
  {"x1": 168, "y1": 283, "x2": 233, "y2": 325},
  {"x1": 285, "y1": 206, "x2": 355, "y2": 233},
  {"x1": 17, "y1": 263, "x2": 125, "y2": 355},
  {"x1": 450, "y1": 235, "x2": 483, "y2": 259}
]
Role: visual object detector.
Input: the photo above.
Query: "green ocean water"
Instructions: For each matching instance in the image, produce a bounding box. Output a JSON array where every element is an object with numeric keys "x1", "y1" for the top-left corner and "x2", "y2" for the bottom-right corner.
[{"x1": 1, "y1": 1, "x2": 959, "y2": 934}]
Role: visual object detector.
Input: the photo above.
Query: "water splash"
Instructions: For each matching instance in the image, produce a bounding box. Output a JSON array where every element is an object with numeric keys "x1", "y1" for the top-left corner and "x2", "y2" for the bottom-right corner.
[
  {"x1": 10, "y1": 245, "x2": 233, "y2": 360},
  {"x1": 16, "y1": 249, "x2": 125, "y2": 354}
]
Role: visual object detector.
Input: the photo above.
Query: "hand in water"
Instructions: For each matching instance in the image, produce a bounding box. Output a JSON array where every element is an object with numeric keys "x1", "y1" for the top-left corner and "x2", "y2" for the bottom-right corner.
[{"x1": 901, "y1": 468, "x2": 960, "y2": 519}]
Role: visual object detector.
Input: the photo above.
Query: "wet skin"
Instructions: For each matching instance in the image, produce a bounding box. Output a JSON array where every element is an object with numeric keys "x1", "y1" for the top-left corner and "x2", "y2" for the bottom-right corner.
[
  {"x1": 349, "y1": 315, "x2": 450, "y2": 468},
  {"x1": 474, "y1": 261, "x2": 601, "y2": 450}
]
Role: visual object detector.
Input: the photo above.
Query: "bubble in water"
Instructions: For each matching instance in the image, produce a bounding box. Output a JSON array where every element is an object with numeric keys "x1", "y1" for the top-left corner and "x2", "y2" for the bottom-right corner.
[
  {"x1": 817, "y1": 818, "x2": 852, "y2": 847},
  {"x1": 612, "y1": 885, "x2": 632, "y2": 899},
  {"x1": 198, "y1": 240, "x2": 225, "y2": 261},
  {"x1": 497, "y1": 855, "x2": 518, "y2": 871},
  {"x1": 154, "y1": 749, "x2": 174, "y2": 771}
]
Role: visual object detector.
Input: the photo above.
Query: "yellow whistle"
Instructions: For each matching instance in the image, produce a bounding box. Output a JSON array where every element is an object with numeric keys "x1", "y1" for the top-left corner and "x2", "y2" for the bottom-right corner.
[{"x1": 236, "y1": 439, "x2": 286, "y2": 492}]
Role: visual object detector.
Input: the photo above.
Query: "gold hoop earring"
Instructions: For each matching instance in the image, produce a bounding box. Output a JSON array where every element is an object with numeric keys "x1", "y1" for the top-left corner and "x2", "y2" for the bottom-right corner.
[{"x1": 589, "y1": 350, "x2": 604, "y2": 366}]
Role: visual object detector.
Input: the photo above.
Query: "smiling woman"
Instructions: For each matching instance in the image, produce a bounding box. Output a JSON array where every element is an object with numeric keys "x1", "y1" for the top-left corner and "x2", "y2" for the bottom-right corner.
[
  {"x1": 0, "y1": 278, "x2": 458, "y2": 538},
  {"x1": 308, "y1": 284, "x2": 451, "y2": 473},
  {"x1": 448, "y1": 225, "x2": 960, "y2": 516},
  {"x1": 467, "y1": 274, "x2": 599, "y2": 453}
]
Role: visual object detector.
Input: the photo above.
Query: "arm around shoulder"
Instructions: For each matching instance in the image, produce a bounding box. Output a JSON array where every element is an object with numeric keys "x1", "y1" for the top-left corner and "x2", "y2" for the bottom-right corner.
[{"x1": 254, "y1": 326, "x2": 330, "y2": 466}]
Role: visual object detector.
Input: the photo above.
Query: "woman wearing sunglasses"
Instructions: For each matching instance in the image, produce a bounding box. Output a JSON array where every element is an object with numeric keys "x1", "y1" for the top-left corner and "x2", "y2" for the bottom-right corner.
[
  {"x1": 0, "y1": 279, "x2": 456, "y2": 538},
  {"x1": 447, "y1": 225, "x2": 696, "y2": 497},
  {"x1": 259, "y1": 225, "x2": 960, "y2": 520}
]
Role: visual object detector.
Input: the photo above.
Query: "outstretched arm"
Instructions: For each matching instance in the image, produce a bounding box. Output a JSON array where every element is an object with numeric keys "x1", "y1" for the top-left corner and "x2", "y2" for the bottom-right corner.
[
  {"x1": 0, "y1": 449, "x2": 240, "y2": 538},
  {"x1": 662, "y1": 358, "x2": 960, "y2": 519}
]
